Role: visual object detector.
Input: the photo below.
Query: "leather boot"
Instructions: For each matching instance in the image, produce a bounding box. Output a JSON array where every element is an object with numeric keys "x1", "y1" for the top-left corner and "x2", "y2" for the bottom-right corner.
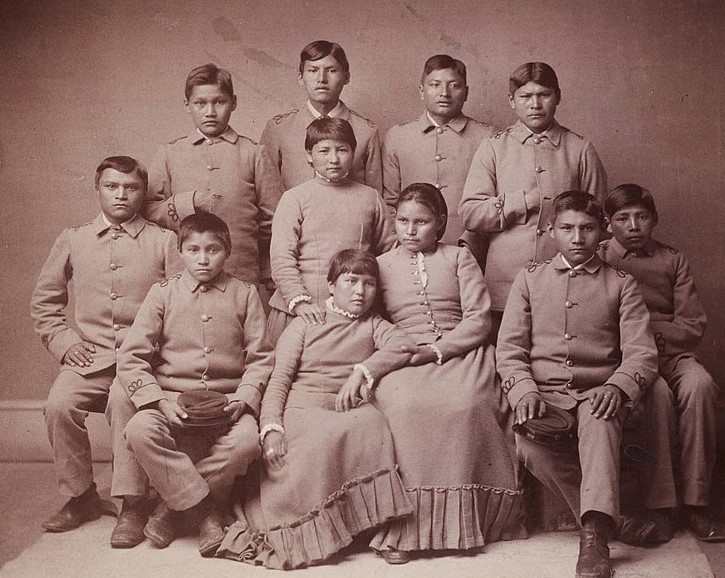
[
  {"x1": 42, "y1": 483, "x2": 102, "y2": 532},
  {"x1": 575, "y1": 512, "x2": 613, "y2": 578},
  {"x1": 186, "y1": 496, "x2": 226, "y2": 557},
  {"x1": 144, "y1": 501, "x2": 181, "y2": 549},
  {"x1": 110, "y1": 496, "x2": 150, "y2": 548}
]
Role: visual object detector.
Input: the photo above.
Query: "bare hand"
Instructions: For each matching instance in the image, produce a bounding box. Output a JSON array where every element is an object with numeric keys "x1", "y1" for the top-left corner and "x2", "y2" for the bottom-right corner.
[
  {"x1": 514, "y1": 392, "x2": 546, "y2": 425},
  {"x1": 400, "y1": 344, "x2": 438, "y2": 366},
  {"x1": 157, "y1": 399, "x2": 188, "y2": 427},
  {"x1": 588, "y1": 384, "x2": 623, "y2": 420},
  {"x1": 295, "y1": 303, "x2": 325, "y2": 326},
  {"x1": 262, "y1": 431, "x2": 287, "y2": 471},
  {"x1": 335, "y1": 369, "x2": 367, "y2": 412},
  {"x1": 224, "y1": 400, "x2": 248, "y2": 422},
  {"x1": 62, "y1": 341, "x2": 96, "y2": 367}
]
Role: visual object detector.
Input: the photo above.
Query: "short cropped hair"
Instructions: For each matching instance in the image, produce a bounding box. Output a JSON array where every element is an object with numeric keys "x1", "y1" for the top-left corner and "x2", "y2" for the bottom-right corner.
[
  {"x1": 604, "y1": 184, "x2": 658, "y2": 219},
  {"x1": 95, "y1": 156, "x2": 148, "y2": 192},
  {"x1": 305, "y1": 117, "x2": 357, "y2": 151},
  {"x1": 299, "y1": 40, "x2": 350, "y2": 74},
  {"x1": 177, "y1": 212, "x2": 232, "y2": 255},
  {"x1": 421, "y1": 54, "x2": 467, "y2": 84},
  {"x1": 184, "y1": 63, "x2": 234, "y2": 100},
  {"x1": 552, "y1": 190, "x2": 605, "y2": 228},
  {"x1": 509, "y1": 62, "x2": 561, "y2": 102},
  {"x1": 397, "y1": 183, "x2": 449, "y2": 241},
  {"x1": 327, "y1": 249, "x2": 379, "y2": 284}
]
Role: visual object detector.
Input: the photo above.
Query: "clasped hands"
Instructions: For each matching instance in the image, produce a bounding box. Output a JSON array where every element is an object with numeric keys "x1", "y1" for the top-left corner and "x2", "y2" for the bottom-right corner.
[
  {"x1": 153, "y1": 398, "x2": 249, "y2": 427},
  {"x1": 514, "y1": 383, "x2": 624, "y2": 424}
]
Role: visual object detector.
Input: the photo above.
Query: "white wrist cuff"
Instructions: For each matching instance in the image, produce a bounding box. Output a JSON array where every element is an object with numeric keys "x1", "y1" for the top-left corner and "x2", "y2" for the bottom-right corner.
[
  {"x1": 259, "y1": 423, "x2": 285, "y2": 444},
  {"x1": 425, "y1": 343, "x2": 443, "y2": 365},
  {"x1": 288, "y1": 294, "x2": 312, "y2": 314},
  {"x1": 353, "y1": 363, "x2": 375, "y2": 388}
]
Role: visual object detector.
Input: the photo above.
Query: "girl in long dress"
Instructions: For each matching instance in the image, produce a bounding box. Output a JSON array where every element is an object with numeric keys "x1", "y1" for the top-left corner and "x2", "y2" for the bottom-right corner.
[{"x1": 370, "y1": 183, "x2": 525, "y2": 563}]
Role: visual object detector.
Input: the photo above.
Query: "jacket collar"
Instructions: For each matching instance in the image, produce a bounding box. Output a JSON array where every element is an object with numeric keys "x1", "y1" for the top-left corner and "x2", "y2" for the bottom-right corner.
[
  {"x1": 420, "y1": 112, "x2": 470, "y2": 134},
  {"x1": 94, "y1": 213, "x2": 146, "y2": 239},
  {"x1": 189, "y1": 126, "x2": 239, "y2": 145},
  {"x1": 304, "y1": 100, "x2": 349, "y2": 122},
  {"x1": 510, "y1": 119, "x2": 562, "y2": 146},
  {"x1": 607, "y1": 236, "x2": 657, "y2": 258},
  {"x1": 553, "y1": 252, "x2": 603, "y2": 274},
  {"x1": 181, "y1": 269, "x2": 229, "y2": 293}
]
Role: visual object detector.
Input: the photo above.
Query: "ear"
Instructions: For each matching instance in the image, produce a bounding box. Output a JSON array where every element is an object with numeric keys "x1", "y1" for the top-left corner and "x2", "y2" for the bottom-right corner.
[
  {"x1": 437, "y1": 214, "x2": 447, "y2": 235},
  {"x1": 547, "y1": 221, "x2": 555, "y2": 239},
  {"x1": 463, "y1": 85, "x2": 469, "y2": 103},
  {"x1": 605, "y1": 218, "x2": 613, "y2": 234},
  {"x1": 419, "y1": 84, "x2": 425, "y2": 101},
  {"x1": 230, "y1": 94, "x2": 238, "y2": 112},
  {"x1": 508, "y1": 93, "x2": 516, "y2": 110},
  {"x1": 297, "y1": 72, "x2": 304, "y2": 87},
  {"x1": 306, "y1": 150, "x2": 314, "y2": 166},
  {"x1": 184, "y1": 98, "x2": 190, "y2": 113},
  {"x1": 343, "y1": 71, "x2": 350, "y2": 86},
  {"x1": 328, "y1": 281, "x2": 335, "y2": 295}
]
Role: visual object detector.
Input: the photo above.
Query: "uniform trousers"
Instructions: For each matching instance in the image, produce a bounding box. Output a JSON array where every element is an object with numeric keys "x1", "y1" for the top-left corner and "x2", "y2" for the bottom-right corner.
[
  {"x1": 44, "y1": 367, "x2": 119, "y2": 497},
  {"x1": 516, "y1": 399, "x2": 624, "y2": 523},
  {"x1": 124, "y1": 398, "x2": 260, "y2": 511},
  {"x1": 663, "y1": 355, "x2": 719, "y2": 506}
]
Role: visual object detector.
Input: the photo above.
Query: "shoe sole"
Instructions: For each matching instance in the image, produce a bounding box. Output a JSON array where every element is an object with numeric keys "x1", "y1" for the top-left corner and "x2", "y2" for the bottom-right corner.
[
  {"x1": 42, "y1": 510, "x2": 102, "y2": 533},
  {"x1": 143, "y1": 526, "x2": 175, "y2": 549}
]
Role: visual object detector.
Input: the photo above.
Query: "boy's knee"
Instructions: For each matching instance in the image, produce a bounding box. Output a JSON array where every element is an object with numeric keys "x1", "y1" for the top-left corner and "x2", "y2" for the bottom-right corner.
[
  {"x1": 44, "y1": 385, "x2": 80, "y2": 420},
  {"x1": 124, "y1": 412, "x2": 156, "y2": 449}
]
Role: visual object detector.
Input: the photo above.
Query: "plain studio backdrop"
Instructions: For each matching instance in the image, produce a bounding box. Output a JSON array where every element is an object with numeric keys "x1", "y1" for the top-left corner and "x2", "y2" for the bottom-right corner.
[{"x1": 1, "y1": 0, "x2": 723, "y2": 407}]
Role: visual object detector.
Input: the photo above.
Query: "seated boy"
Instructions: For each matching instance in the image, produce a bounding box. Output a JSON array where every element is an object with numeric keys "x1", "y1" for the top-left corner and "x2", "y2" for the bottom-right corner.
[
  {"x1": 261, "y1": 40, "x2": 382, "y2": 192},
  {"x1": 117, "y1": 213, "x2": 274, "y2": 557},
  {"x1": 460, "y1": 63, "x2": 607, "y2": 335},
  {"x1": 600, "y1": 184, "x2": 724, "y2": 541},
  {"x1": 497, "y1": 191, "x2": 659, "y2": 578},
  {"x1": 30, "y1": 156, "x2": 181, "y2": 536},
  {"x1": 144, "y1": 63, "x2": 283, "y2": 290},
  {"x1": 382, "y1": 54, "x2": 496, "y2": 243}
]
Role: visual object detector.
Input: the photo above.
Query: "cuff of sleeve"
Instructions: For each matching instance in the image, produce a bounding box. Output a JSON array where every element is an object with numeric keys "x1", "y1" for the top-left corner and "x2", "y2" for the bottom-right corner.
[
  {"x1": 503, "y1": 375, "x2": 539, "y2": 410},
  {"x1": 233, "y1": 384, "x2": 262, "y2": 417},
  {"x1": 172, "y1": 190, "x2": 197, "y2": 221},
  {"x1": 508, "y1": 190, "x2": 529, "y2": 225},
  {"x1": 353, "y1": 363, "x2": 375, "y2": 388},
  {"x1": 127, "y1": 382, "x2": 166, "y2": 409},
  {"x1": 259, "y1": 423, "x2": 284, "y2": 444},
  {"x1": 425, "y1": 344, "x2": 443, "y2": 365},
  {"x1": 606, "y1": 372, "x2": 647, "y2": 405},
  {"x1": 288, "y1": 294, "x2": 312, "y2": 314},
  {"x1": 48, "y1": 329, "x2": 84, "y2": 362}
]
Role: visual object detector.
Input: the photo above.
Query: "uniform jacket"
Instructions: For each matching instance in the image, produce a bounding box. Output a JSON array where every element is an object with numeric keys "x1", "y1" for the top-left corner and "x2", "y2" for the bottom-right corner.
[
  {"x1": 144, "y1": 127, "x2": 283, "y2": 284},
  {"x1": 269, "y1": 176, "x2": 395, "y2": 313},
  {"x1": 459, "y1": 120, "x2": 608, "y2": 310},
  {"x1": 260, "y1": 101, "x2": 382, "y2": 193},
  {"x1": 496, "y1": 253, "x2": 658, "y2": 411},
  {"x1": 31, "y1": 214, "x2": 181, "y2": 375},
  {"x1": 598, "y1": 237, "x2": 707, "y2": 368},
  {"x1": 382, "y1": 113, "x2": 496, "y2": 243},
  {"x1": 117, "y1": 270, "x2": 274, "y2": 415}
]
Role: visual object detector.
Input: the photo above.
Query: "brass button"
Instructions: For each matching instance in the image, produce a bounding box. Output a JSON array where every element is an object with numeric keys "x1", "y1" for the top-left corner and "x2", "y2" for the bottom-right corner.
[
  {"x1": 112, "y1": 324, "x2": 121, "y2": 331},
  {"x1": 204, "y1": 346, "x2": 212, "y2": 354},
  {"x1": 111, "y1": 233, "x2": 119, "y2": 240},
  {"x1": 207, "y1": 165, "x2": 213, "y2": 171},
  {"x1": 434, "y1": 154, "x2": 442, "y2": 162},
  {"x1": 201, "y1": 314, "x2": 210, "y2": 322},
  {"x1": 533, "y1": 138, "x2": 542, "y2": 144},
  {"x1": 110, "y1": 263, "x2": 118, "y2": 270},
  {"x1": 435, "y1": 183, "x2": 442, "y2": 189},
  {"x1": 565, "y1": 300, "x2": 573, "y2": 308},
  {"x1": 200, "y1": 285, "x2": 208, "y2": 292},
  {"x1": 566, "y1": 360, "x2": 574, "y2": 367},
  {"x1": 564, "y1": 333, "x2": 572, "y2": 340},
  {"x1": 436, "y1": 127, "x2": 444, "y2": 134},
  {"x1": 568, "y1": 270, "x2": 577, "y2": 278},
  {"x1": 110, "y1": 293, "x2": 117, "y2": 300},
  {"x1": 536, "y1": 228, "x2": 544, "y2": 236},
  {"x1": 202, "y1": 374, "x2": 209, "y2": 381},
  {"x1": 534, "y1": 166, "x2": 543, "y2": 173}
]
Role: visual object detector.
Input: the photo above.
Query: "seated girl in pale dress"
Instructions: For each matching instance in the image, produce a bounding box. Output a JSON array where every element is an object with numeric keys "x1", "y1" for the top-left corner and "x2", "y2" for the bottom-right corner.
[
  {"x1": 370, "y1": 183, "x2": 526, "y2": 564},
  {"x1": 218, "y1": 249, "x2": 414, "y2": 569}
]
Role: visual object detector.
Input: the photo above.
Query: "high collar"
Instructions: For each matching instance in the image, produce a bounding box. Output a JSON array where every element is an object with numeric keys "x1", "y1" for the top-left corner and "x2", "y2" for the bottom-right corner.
[
  {"x1": 181, "y1": 269, "x2": 229, "y2": 293},
  {"x1": 420, "y1": 111, "x2": 469, "y2": 134},
  {"x1": 553, "y1": 252, "x2": 603, "y2": 274},
  {"x1": 607, "y1": 236, "x2": 657, "y2": 258},
  {"x1": 94, "y1": 213, "x2": 145, "y2": 239},
  {"x1": 189, "y1": 126, "x2": 239, "y2": 145},
  {"x1": 325, "y1": 296, "x2": 361, "y2": 319},
  {"x1": 305, "y1": 100, "x2": 349, "y2": 122},
  {"x1": 510, "y1": 119, "x2": 562, "y2": 146}
]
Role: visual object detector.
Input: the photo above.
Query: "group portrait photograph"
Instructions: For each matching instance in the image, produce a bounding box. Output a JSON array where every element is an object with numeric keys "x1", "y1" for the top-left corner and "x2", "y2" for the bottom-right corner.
[{"x1": 0, "y1": 0, "x2": 724, "y2": 576}]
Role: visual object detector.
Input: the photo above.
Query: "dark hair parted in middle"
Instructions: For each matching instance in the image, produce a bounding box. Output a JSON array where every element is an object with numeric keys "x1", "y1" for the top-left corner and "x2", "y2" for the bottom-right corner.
[
  {"x1": 552, "y1": 190, "x2": 605, "y2": 228},
  {"x1": 305, "y1": 117, "x2": 357, "y2": 152},
  {"x1": 95, "y1": 156, "x2": 148, "y2": 191},
  {"x1": 421, "y1": 54, "x2": 467, "y2": 84},
  {"x1": 184, "y1": 63, "x2": 234, "y2": 100},
  {"x1": 509, "y1": 62, "x2": 561, "y2": 103},
  {"x1": 397, "y1": 182, "x2": 449, "y2": 241},
  {"x1": 604, "y1": 183, "x2": 658, "y2": 219},
  {"x1": 327, "y1": 249, "x2": 380, "y2": 284},
  {"x1": 299, "y1": 40, "x2": 350, "y2": 74},
  {"x1": 178, "y1": 212, "x2": 232, "y2": 255}
]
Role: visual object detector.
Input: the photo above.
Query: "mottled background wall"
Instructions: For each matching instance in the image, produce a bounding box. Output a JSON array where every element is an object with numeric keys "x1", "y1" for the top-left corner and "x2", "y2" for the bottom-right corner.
[{"x1": 1, "y1": 0, "x2": 723, "y2": 401}]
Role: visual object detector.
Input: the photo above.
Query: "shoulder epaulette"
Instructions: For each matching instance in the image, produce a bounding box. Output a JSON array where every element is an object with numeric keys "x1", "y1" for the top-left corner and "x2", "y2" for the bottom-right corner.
[
  {"x1": 526, "y1": 258, "x2": 553, "y2": 273},
  {"x1": 159, "y1": 272, "x2": 182, "y2": 287},
  {"x1": 493, "y1": 126, "x2": 515, "y2": 140},
  {"x1": 655, "y1": 240, "x2": 679, "y2": 255},
  {"x1": 349, "y1": 109, "x2": 376, "y2": 129},
  {"x1": 239, "y1": 134, "x2": 259, "y2": 146},
  {"x1": 70, "y1": 221, "x2": 93, "y2": 232},
  {"x1": 602, "y1": 262, "x2": 629, "y2": 278},
  {"x1": 167, "y1": 135, "x2": 188, "y2": 145},
  {"x1": 469, "y1": 118, "x2": 493, "y2": 129},
  {"x1": 272, "y1": 107, "x2": 300, "y2": 125},
  {"x1": 145, "y1": 221, "x2": 168, "y2": 233},
  {"x1": 559, "y1": 125, "x2": 584, "y2": 140}
]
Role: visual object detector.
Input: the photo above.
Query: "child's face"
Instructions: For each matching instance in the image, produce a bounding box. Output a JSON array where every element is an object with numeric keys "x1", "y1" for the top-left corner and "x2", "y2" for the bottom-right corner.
[
  {"x1": 607, "y1": 204, "x2": 657, "y2": 251},
  {"x1": 328, "y1": 272, "x2": 377, "y2": 317},
  {"x1": 509, "y1": 81, "x2": 558, "y2": 133},
  {"x1": 185, "y1": 84, "x2": 237, "y2": 138},
  {"x1": 181, "y1": 231, "x2": 229, "y2": 283},
  {"x1": 96, "y1": 168, "x2": 145, "y2": 225},
  {"x1": 307, "y1": 138, "x2": 354, "y2": 181},
  {"x1": 395, "y1": 200, "x2": 444, "y2": 254},
  {"x1": 548, "y1": 209, "x2": 602, "y2": 267},
  {"x1": 298, "y1": 55, "x2": 349, "y2": 107},
  {"x1": 419, "y1": 67, "x2": 468, "y2": 123}
]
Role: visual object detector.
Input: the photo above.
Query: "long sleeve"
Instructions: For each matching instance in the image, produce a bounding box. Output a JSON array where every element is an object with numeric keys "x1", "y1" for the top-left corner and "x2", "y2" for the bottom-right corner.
[
  {"x1": 371, "y1": 193, "x2": 397, "y2": 254},
  {"x1": 364, "y1": 127, "x2": 383, "y2": 194},
  {"x1": 433, "y1": 247, "x2": 491, "y2": 361},
  {"x1": 163, "y1": 232, "x2": 183, "y2": 276},
  {"x1": 578, "y1": 140, "x2": 608, "y2": 203},
  {"x1": 30, "y1": 231, "x2": 81, "y2": 362},
  {"x1": 144, "y1": 145, "x2": 196, "y2": 230},
  {"x1": 254, "y1": 145, "x2": 284, "y2": 281},
  {"x1": 235, "y1": 285, "x2": 275, "y2": 414},
  {"x1": 270, "y1": 193, "x2": 309, "y2": 308},
  {"x1": 260, "y1": 117, "x2": 283, "y2": 175},
  {"x1": 360, "y1": 316, "x2": 414, "y2": 381},
  {"x1": 381, "y1": 128, "x2": 401, "y2": 213},
  {"x1": 259, "y1": 319, "x2": 305, "y2": 429}
]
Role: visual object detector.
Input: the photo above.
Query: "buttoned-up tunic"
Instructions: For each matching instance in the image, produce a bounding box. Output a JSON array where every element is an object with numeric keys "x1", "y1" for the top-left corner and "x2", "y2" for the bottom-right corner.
[
  {"x1": 460, "y1": 120, "x2": 608, "y2": 310},
  {"x1": 145, "y1": 127, "x2": 283, "y2": 284},
  {"x1": 31, "y1": 214, "x2": 181, "y2": 373},
  {"x1": 497, "y1": 253, "x2": 658, "y2": 411},
  {"x1": 260, "y1": 101, "x2": 382, "y2": 193},
  {"x1": 382, "y1": 113, "x2": 496, "y2": 243},
  {"x1": 117, "y1": 270, "x2": 273, "y2": 415}
]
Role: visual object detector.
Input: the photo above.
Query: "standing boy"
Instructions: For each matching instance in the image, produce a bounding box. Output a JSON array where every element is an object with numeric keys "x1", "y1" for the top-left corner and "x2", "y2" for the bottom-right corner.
[
  {"x1": 497, "y1": 191, "x2": 658, "y2": 578},
  {"x1": 382, "y1": 54, "x2": 496, "y2": 243},
  {"x1": 117, "y1": 213, "x2": 273, "y2": 557},
  {"x1": 261, "y1": 40, "x2": 382, "y2": 193},
  {"x1": 600, "y1": 184, "x2": 724, "y2": 541},
  {"x1": 31, "y1": 156, "x2": 181, "y2": 536},
  {"x1": 460, "y1": 63, "x2": 607, "y2": 332},
  {"x1": 145, "y1": 63, "x2": 283, "y2": 289}
]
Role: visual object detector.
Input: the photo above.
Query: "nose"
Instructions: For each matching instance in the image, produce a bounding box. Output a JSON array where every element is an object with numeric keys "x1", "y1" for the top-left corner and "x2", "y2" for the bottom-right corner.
[
  {"x1": 531, "y1": 95, "x2": 541, "y2": 108},
  {"x1": 329, "y1": 150, "x2": 340, "y2": 164},
  {"x1": 115, "y1": 186, "x2": 128, "y2": 199},
  {"x1": 318, "y1": 69, "x2": 328, "y2": 83},
  {"x1": 572, "y1": 228, "x2": 584, "y2": 244},
  {"x1": 204, "y1": 102, "x2": 216, "y2": 117},
  {"x1": 352, "y1": 280, "x2": 365, "y2": 295},
  {"x1": 198, "y1": 251, "x2": 209, "y2": 264},
  {"x1": 628, "y1": 216, "x2": 640, "y2": 230},
  {"x1": 440, "y1": 83, "x2": 451, "y2": 97},
  {"x1": 406, "y1": 222, "x2": 417, "y2": 236}
]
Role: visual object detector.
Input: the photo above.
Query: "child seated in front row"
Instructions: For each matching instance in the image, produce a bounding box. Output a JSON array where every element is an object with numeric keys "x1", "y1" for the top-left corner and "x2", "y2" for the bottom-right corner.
[
  {"x1": 115, "y1": 213, "x2": 274, "y2": 557},
  {"x1": 267, "y1": 116, "x2": 395, "y2": 343},
  {"x1": 496, "y1": 191, "x2": 659, "y2": 578},
  {"x1": 600, "y1": 184, "x2": 724, "y2": 541}
]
